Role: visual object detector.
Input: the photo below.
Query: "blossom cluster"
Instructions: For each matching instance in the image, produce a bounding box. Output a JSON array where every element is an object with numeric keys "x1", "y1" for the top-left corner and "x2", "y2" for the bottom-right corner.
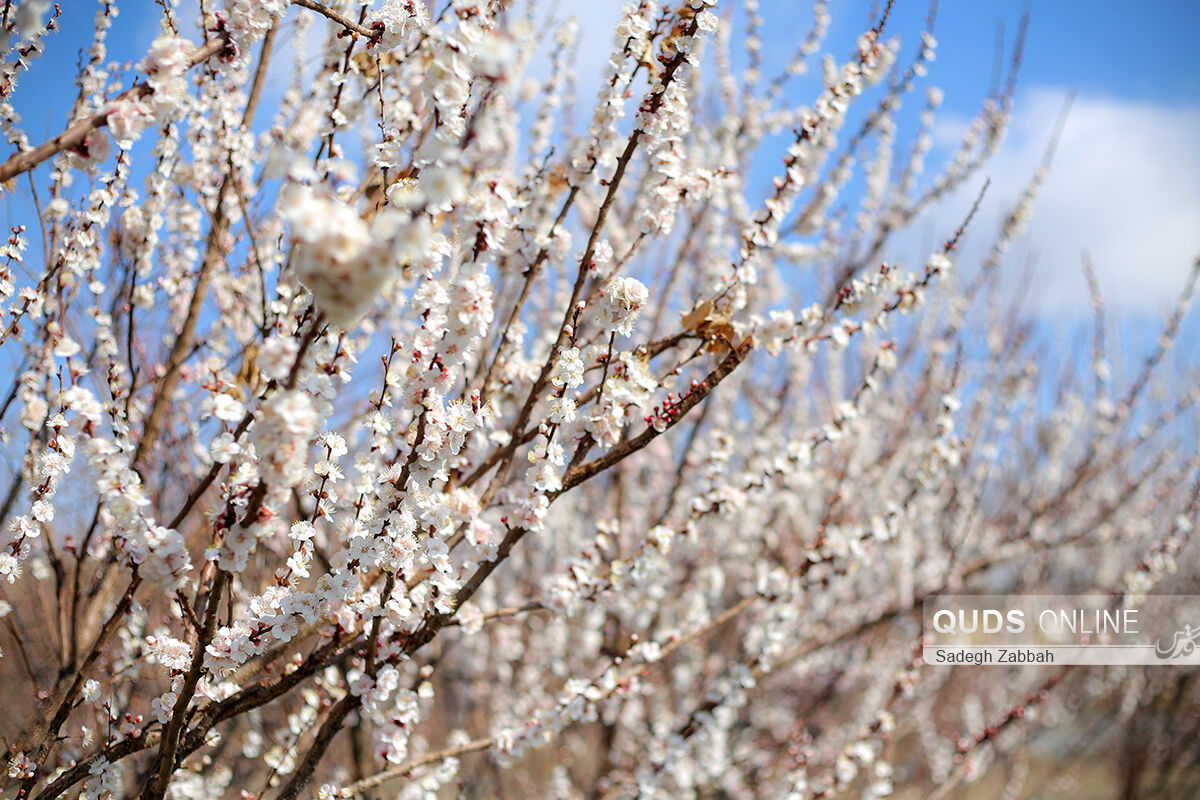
[{"x1": 0, "y1": 2, "x2": 1194, "y2": 799}]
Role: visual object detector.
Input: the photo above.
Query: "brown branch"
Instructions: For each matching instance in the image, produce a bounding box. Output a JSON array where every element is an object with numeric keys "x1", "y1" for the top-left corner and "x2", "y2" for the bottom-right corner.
[
  {"x1": 131, "y1": 28, "x2": 277, "y2": 468},
  {"x1": 342, "y1": 738, "x2": 493, "y2": 795},
  {"x1": 32, "y1": 730, "x2": 162, "y2": 800},
  {"x1": 0, "y1": 35, "x2": 231, "y2": 185},
  {"x1": 924, "y1": 670, "x2": 1068, "y2": 800},
  {"x1": 18, "y1": 574, "x2": 143, "y2": 797},
  {"x1": 273, "y1": 693, "x2": 356, "y2": 800},
  {"x1": 292, "y1": 0, "x2": 383, "y2": 40},
  {"x1": 484, "y1": 12, "x2": 705, "y2": 507},
  {"x1": 143, "y1": 570, "x2": 228, "y2": 800},
  {"x1": 562, "y1": 337, "x2": 753, "y2": 492}
]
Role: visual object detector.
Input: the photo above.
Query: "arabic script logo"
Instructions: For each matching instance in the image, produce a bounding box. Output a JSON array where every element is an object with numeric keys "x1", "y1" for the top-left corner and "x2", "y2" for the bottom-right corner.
[{"x1": 1154, "y1": 624, "x2": 1199, "y2": 660}]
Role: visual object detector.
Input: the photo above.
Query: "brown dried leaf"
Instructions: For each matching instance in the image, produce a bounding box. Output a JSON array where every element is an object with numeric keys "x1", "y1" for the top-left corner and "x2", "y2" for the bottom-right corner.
[{"x1": 681, "y1": 298, "x2": 715, "y2": 332}]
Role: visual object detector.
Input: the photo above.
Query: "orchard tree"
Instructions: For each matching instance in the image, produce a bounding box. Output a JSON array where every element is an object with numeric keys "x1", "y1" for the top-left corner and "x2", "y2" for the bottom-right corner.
[{"x1": 0, "y1": 1, "x2": 1196, "y2": 798}]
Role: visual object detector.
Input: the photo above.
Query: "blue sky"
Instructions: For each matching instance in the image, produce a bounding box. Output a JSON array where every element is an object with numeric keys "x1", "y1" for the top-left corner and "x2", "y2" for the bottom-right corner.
[
  {"x1": 4, "y1": 1, "x2": 1199, "y2": 321},
  {"x1": 844, "y1": 1, "x2": 1200, "y2": 106}
]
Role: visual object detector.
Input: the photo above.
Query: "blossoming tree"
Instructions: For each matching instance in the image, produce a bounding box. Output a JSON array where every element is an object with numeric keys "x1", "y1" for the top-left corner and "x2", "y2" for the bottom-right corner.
[{"x1": 0, "y1": 1, "x2": 1196, "y2": 798}]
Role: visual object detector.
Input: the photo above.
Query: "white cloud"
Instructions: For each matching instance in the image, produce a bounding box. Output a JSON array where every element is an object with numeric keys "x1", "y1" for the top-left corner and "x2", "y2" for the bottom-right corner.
[{"x1": 920, "y1": 88, "x2": 1200, "y2": 314}]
